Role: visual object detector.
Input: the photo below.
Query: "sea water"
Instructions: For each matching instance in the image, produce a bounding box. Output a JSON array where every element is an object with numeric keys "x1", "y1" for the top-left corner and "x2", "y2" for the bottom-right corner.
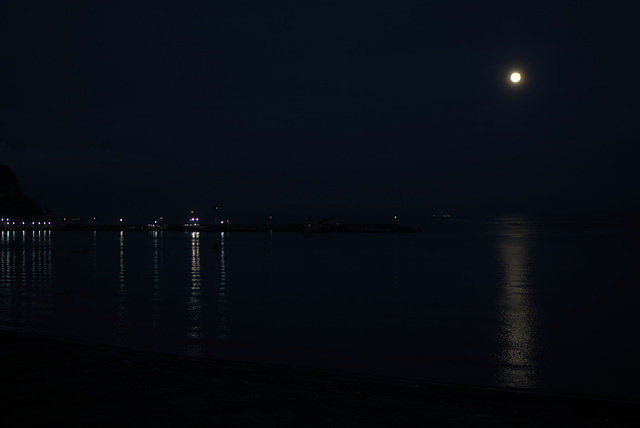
[{"x1": 1, "y1": 218, "x2": 639, "y2": 400}]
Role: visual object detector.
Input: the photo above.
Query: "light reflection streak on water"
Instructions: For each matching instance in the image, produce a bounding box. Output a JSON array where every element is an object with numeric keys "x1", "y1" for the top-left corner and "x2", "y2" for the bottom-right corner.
[
  {"x1": 20, "y1": 231, "x2": 26, "y2": 288},
  {"x1": 30, "y1": 232, "x2": 36, "y2": 281},
  {"x1": 92, "y1": 231, "x2": 97, "y2": 281},
  {"x1": 116, "y1": 231, "x2": 127, "y2": 343},
  {"x1": 217, "y1": 231, "x2": 228, "y2": 341},
  {"x1": 187, "y1": 231, "x2": 203, "y2": 356},
  {"x1": 30, "y1": 230, "x2": 53, "y2": 322},
  {"x1": 18, "y1": 231, "x2": 27, "y2": 321},
  {"x1": 1, "y1": 231, "x2": 17, "y2": 322},
  {"x1": 0, "y1": 230, "x2": 53, "y2": 328},
  {"x1": 496, "y1": 227, "x2": 539, "y2": 389},
  {"x1": 1, "y1": 231, "x2": 16, "y2": 286},
  {"x1": 151, "y1": 231, "x2": 160, "y2": 334}
]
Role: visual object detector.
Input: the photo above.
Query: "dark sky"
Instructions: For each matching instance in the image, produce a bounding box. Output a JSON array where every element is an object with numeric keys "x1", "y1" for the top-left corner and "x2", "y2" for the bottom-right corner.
[{"x1": 1, "y1": 1, "x2": 638, "y2": 222}]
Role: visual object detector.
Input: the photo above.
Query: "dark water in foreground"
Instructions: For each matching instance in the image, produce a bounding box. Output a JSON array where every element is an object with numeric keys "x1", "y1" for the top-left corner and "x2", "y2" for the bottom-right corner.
[{"x1": 2, "y1": 218, "x2": 639, "y2": 400}]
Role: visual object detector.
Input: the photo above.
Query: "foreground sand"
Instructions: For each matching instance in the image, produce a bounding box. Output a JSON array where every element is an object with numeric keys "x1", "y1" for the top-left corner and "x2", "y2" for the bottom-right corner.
[{"x1": 1, "y1": 331, "x2": 637, "y2": 427}]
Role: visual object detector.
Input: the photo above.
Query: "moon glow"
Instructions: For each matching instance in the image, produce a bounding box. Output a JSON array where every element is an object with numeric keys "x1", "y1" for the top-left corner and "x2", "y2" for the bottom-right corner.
[{"x1": 510, "y1": 72, "x2": 521, "y2": 83}]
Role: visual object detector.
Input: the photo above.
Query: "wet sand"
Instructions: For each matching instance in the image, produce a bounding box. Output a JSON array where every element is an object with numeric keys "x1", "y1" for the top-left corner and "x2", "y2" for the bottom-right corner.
[{"x1": 1, "y1": 330, "x2": 637, "y2": 427}]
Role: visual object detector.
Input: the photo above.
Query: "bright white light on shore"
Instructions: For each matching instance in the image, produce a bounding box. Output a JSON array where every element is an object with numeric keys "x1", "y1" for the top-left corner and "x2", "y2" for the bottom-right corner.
[{"x1": 510, "y1": 72, "x2": 521, "y2": 83}]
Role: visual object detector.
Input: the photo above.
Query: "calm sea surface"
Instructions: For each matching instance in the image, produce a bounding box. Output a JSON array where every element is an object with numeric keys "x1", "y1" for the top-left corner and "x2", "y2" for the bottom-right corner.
[{"x1": 2, "y1": 218, "x2": 639, "y2": 400}]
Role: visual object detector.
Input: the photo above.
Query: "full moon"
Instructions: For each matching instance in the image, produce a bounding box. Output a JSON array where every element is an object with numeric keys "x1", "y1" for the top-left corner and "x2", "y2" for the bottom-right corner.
[{"x1": 510, "y1": 72, "x2": 521, "y2": 83}]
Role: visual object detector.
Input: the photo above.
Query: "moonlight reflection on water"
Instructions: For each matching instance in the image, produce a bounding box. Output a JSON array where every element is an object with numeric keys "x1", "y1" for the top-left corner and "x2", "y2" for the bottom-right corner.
[
  {"x1": 1, "y1": 221, "x2": 639, "y2": 400},
  {"x1": 496, "y1": 226, "x2": 539, "y2": 389}
]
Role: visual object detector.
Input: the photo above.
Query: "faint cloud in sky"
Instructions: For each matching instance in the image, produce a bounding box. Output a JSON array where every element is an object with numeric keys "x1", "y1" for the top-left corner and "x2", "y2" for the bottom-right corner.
[
  {"x1": 12, "y1": 148, "x2": 162, "y2": 166},
  {"x1": 0, "y1": 143, "x2": 12, "y2": 154}
]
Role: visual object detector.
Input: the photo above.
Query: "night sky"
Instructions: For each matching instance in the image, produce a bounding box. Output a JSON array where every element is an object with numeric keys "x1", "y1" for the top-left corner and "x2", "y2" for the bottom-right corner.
[{"x1": 2, "y1": 1, "x2": 638, "y2": 223}]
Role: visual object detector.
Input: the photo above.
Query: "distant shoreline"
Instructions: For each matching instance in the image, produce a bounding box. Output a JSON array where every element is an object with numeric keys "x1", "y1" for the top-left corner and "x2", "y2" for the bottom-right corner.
[{"x1": 2, "y1": 223, "x2": 422, "y2": 233}]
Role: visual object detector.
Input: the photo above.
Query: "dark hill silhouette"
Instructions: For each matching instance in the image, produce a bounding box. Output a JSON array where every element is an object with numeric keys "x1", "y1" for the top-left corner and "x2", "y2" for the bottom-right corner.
[{"x1": 0, "y1": 164, "x2": 42, "y2": 217}]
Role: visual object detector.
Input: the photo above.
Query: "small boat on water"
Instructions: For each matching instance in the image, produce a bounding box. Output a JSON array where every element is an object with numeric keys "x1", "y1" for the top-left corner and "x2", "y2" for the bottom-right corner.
[{"x1": 433, "y1": 211, "x2": 452, "y2": 221}]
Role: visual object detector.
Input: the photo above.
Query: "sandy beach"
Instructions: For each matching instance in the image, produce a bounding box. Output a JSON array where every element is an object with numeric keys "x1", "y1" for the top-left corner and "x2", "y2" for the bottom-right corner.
[{"x1": 1, "y1": 330, "x2": 637, "y2": 427}]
